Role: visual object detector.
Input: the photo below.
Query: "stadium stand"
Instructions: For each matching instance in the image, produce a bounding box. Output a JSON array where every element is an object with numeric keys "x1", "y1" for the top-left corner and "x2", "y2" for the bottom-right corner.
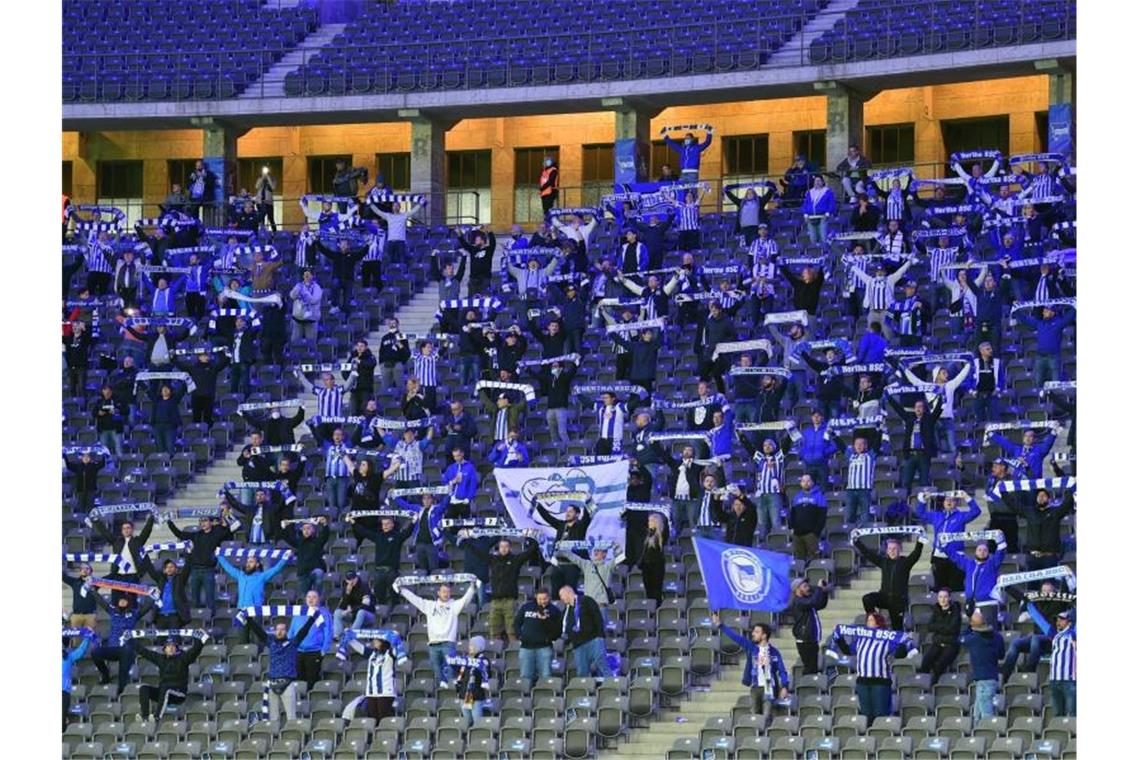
[{"x1": 60, "y1": 2, "x2": 1077, "y2": 759}]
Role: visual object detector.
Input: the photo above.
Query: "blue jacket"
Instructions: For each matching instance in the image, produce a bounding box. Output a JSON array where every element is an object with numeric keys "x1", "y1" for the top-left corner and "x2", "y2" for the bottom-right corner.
[
  {"x1": 397, "y1": 496, "x2": 448, "y2": 547},
  {"x1": 970, "y1": 277, "x2": 1011, "y2": 326},
  {"x1": 798, "y1": 424, "x2": 838, "y2": 466},
  {"x1": 488, "y1": 441, "x2": 530, "y2": 468},
  {"x1": 991, "y1": 433, "x2": 1056, "y2": 478},
  {"x1": 801, "y1": 188, "x2": 838, "y2": 216},
  {"x1": 949, "y1": 539, "x2": 1007, "y2": 601},
  {"x1": 719, "y1": 625, "x2": 790, "y2": 692},
  {"x1": 915, "y1": 498, "x2": 982, "y2": 558},
  {"x1": 959, "y1": 628, "x2": 1004, "y2": 682},
  {"x1": 664, "y1": 133, "x2": 712, "y2": 171},
  {"x1": 288, "y1": 606, "x2": 334, "y2": 653},
  {"x1": 707, "y1": 407, "x2": 736, "y2": 458},
  {"x1": 1019, "y1": 310, "x2": 1075, "y2": 356},
  {"x1": 856, "y1": 331, "x2": 888, "y2": 364},
  {"x1": 218, "y1": 556, "x2": 288, "y2": 608},
  {"x1": 63, "y1": 636, "x2": 91, "y2": 693},
  {"x1": 443, "y1": 460, "x2": 479, "y2": 501}
]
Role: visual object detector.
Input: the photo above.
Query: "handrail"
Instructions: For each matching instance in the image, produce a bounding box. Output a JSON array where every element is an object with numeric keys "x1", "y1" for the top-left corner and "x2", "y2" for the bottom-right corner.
[
  {"x1": 61, "y1": 0, "x2": 1076, "y2": 102},
  {"x1": 80, "y1": 189, "x2": 485, "y2": 234}
]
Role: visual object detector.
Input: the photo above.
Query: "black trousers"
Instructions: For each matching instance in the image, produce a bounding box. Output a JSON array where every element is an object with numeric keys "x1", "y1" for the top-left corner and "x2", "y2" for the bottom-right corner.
[
  {"x1": 595, "y1": 438, "x2": 614, "y2": 455},
  {"x1": 862, "y1": 592, "x2": 907, "y2": 631},
  {"x1": 186, "y1": 292, "x2": 207, "y2": 321},
  {"x1": 364, "y1": 696, "x2": 395, "y2": 721},
  {"x1": 615, "y1": 353, "x2": 631, "y2": 381},
  {"x1": 297, "y1": 652, "x2": 322, "y2": 690},
  {"x1": 989, "y1": 513, "x2": 1020, "y2": 553},
  {"x1": 541, "y1": 192, "x2": 558, "y2": 214},
  {"x1": 919, "y1": 641, "x2": 960, "y2": 684},
  {"x1": 258, "y1": 202, "x2": 277, "y2": 232},
  {"x1": 641, "y1": 560, "x2": 664, "y2": 605},
  {"x1": 63, "y1": 692, "x2": 71, "y2": 731},
  {"x1": 139, "y1": 685, "x2": 186, "y2": 719},
  {"x1": 361, "y1": 261, "x2": 383, "y2": 289},
  {"x1": 796, "y1": 641, "x2": 821, "y2": 675},
  {"x1": 190, "y1": 395, "x2": 214, "y2": 426},
  {"x1": 931, "y1": 556, "x2": 965, "y2": 593},
  {"x1": 87, "y1": 271, "x2": 111, "y2": 296}
]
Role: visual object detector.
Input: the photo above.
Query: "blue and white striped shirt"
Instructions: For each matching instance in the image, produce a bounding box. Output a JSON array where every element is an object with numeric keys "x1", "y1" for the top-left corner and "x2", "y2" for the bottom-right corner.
[
  {"x1": 315, "y1": 386, "x2": 346, "y2": 418},
  {"x1": 85, "y1": 243, "x2": 114, "y2": 274},
  {"x1": 753, "y1": 451, "x2": 784, "y2": 495},
  {"x1": 493, "y1": 408, "x2": 510, "y2": 443},
  {"x1": 413, "y1": 353, "x2": 439, "y2": 387},
  {"x1": 717, "y1": 290, "x2": 743, "y2": 311},
  {"x1": 677, "y1": 202, "x2": 700, "y2": 232},
  {"x1": 833, "y1": 625, "x2": 913, "y2": 680},
  {"x1": 597, "y1": 403, "x2": 624, "y2": 444},
  {"x1": 324, "y1": 444, "x2": 351, "y2": 478},
  {"x1": 391, "y1": 438, "x2": 425, "y2": 481},
  {"x1": 749, "y1": 237, "x2": 779, "y2": 266},
  {"x1": 865, "y1": 277, "x2": 893, "y2": 311},
  {"x1": 927, "y1": 247, "x2": 960, "y2": 281},
  {"x1": 696, "y1": 491, "x2": 718, "y2": 528},
  {"x1": 846, "y1": 449, "x2": 876, "y2": 490},
  {"x1": 1050, "y1": 628, "x2": 1076, "y2": 682}
]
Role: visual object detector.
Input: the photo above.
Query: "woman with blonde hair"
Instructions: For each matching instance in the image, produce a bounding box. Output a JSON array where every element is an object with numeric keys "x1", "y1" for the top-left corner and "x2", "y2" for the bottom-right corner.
[{"x1": 638, "y1": 512, "x2": 670, "y2": 605}]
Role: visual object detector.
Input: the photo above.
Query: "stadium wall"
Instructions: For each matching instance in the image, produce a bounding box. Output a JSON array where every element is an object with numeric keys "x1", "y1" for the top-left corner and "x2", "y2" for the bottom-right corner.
[{"x1": 63, "y1": 75, "x2": 1049, "y2": 229}]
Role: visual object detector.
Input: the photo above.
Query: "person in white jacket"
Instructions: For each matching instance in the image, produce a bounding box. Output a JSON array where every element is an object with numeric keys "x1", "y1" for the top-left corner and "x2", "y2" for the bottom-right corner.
[
  {"x1": 395, "y1": 578, "x2": 480, "y2": 687},
  {"x1": 848, "y1": 256, "x2": 914, "y2": 338},
  {"x1": 905, "y1": 360, "x2": 972, "y2": 454},
  {"x1": 551, "y1": 211, "x2": 598, "y2": 252},
  {"x1": 940, "y1": 265, "x2": 988, "y2": 338},
  {"x1": 375, "y1": 200, "x2": 422, "y2": 263}
]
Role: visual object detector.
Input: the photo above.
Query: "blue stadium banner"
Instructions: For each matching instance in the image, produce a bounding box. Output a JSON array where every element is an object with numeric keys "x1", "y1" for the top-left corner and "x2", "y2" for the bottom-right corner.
[
  {"x1": 692, "y1": 537, "x2": 793, "y2": 612},
  {"x1": 1048, "y1": 103, "x2": 1074, "y2": 162},
  {"x1": 614, "y1": 137, "x2": 649, "y2": 186}
]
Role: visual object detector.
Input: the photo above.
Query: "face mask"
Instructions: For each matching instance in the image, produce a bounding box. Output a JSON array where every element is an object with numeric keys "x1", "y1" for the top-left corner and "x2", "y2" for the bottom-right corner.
[
  {"x1": 684, "y1": 138, "x2": 693, "y2": 146},
  {"x1": 544, "y1": 159, "x2": 553, "y2": 167}
]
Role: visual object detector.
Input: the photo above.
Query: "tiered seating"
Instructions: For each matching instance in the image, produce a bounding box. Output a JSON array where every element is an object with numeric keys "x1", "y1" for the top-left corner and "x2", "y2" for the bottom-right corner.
[
  {"x1": 283, "y1": 0, "x2": 825, "y2": 96},
  {"x1": 808, "y1": 0, "x2": 1076, "y2": 64},
  {"x1": 61, "y1": 0, "x2": 319, "y2": 102},
  {"x1": 63, "y1": 180, "x2": 1075, "y2": 757}
]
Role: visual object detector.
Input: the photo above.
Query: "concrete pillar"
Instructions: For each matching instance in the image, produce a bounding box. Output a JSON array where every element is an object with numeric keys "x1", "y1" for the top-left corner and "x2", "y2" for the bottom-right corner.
[
  {"x1": 819, "y1": 82, "x2": 865, "y2": 175},
  {"x1": 607, "y1": 97, "x2": 655, "y2": 187},
  {"x1": 202, "y1": 123, "x2": 240, "y2": 226},
  {"x1": 1035, "y1": 59, "x2": 1074, "y2": 160},
  {"x1": 407, "y1": 114, "x2": 449, "y2": 226}
]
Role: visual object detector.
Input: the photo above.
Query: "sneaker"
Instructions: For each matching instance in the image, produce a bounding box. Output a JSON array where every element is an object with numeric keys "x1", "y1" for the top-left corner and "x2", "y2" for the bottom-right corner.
[
  {"x1": 136, "y1": 713, "x2": 147, "y2": 724},
  {"x1": 439, "y1": 680, "x2": 449, "y2": 689}
]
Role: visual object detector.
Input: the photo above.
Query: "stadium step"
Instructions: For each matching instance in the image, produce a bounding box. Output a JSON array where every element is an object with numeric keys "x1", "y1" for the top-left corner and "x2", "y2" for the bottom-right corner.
[
  {"x1": 767, "y1": 0, "x2": 864, "y2": 65},
  {"x1": 237, "y1": 23, "x2": 348, "y2": 99}
]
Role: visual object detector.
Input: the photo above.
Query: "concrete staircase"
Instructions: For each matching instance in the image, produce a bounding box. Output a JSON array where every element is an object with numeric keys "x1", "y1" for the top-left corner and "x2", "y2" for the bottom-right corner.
[
  {"x1": 237, "y1": 23, "x2": 347, "y2": 99},
  {"x1": 767, "y1": 0, "x2": 863, "y2": 66}
]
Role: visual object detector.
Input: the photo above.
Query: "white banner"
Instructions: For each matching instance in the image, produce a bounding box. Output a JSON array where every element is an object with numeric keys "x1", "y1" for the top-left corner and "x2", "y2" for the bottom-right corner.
[{"x1": 493, "y1": 461, "x2": 629, "y2": 552}]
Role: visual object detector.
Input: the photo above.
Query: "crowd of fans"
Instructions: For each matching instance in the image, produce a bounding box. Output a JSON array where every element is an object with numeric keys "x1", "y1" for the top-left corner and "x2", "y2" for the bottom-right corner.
[{"x1": 61, "y1": 132, "x2": 1076, "y2": 744}]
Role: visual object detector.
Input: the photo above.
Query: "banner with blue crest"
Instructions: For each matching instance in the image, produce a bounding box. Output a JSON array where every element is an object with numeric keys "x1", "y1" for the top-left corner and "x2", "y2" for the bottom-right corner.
[
  {"x1": 692, "y1": 537, "x2": 793, "y2": 612},
  {"x1": 493, "y1": 461, "x2": 629, "y2": 551}
]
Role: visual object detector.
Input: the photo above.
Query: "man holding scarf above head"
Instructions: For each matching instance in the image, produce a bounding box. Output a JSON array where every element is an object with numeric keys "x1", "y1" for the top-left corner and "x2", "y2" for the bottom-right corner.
[
  {"x1": 282, "y1": 517, "x2": 330, "y2": 595},
  {"x1": 1000, "y1": 579, "x2": 1073, "y2": 683},
  {"x1": 854, "y1": 532, "x2": 926, "y2": 631},
  {"x1": 86, "y1": 512, "x2": 155, "y2": 602},
  {"x1": 396, "y1": 578, "x2": 479, "y2": 687},
  {"x1": 534, "y1": 498, "x2": 594, "y2": 594},
  {"x1": 217, "y1": 553, "x2": 290, "y2": 642},
  {"x1": 92, "y1": 591, "x2": 154, "y2": 695},
  {"x1": 62, "y1": 564, "x2": 99, "y2": 632},
  {"x1": 948, "y1": 534, "x2": 1008, "y2": 623},
  {"x1": 131, "y1": 630, "x2": 207, "y2": 722},
  {"x1": 166, "y1": 505, "x2": 237, "y2": 615},
  {"x1": 915, "y1": 491, "x2": 982, "y2": 592},
  {"x1": 663, "y1": 128, "x2": 713, "y2": 182},
  {"x1": 244, "y1": 607, "x2": 321, "y2": 727},
  {"x1": 988, "y1": 423, "x2": 1060, "y2": 479},
  {"x1": 712, "y1": 612, "x2": 790, "y2": 725}
]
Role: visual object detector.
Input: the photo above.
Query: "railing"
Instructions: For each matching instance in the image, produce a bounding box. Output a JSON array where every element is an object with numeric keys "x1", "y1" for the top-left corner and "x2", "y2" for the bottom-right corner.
[
  {"x1": 61, "y1": 0, "x2": 1076, "y2": 102},
  {"x1": 84, "y1": 189, "x2": 484, "y2": 233}
]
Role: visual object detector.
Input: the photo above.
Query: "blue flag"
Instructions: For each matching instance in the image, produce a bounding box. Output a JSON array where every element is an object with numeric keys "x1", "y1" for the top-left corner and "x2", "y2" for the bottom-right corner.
[{"x1": 692, "y1": 537, "x2": 793, "y2": 612}]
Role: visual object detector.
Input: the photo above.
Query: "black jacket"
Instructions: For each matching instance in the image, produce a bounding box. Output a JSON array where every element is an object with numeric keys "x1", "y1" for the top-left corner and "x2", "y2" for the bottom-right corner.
[
  {"x1": 67, "y1": 456, "x2": 106, "y2": 492},
  {"x1": 63, "y1": 331, "x2": 92, "y2": 369},
  {"x1": 378, "y1": 331, "x2": 411, "y2": 364},
  {"x1": 928, "y1": 601, "x2": 964, "y2": 646},
  {"x1": 530, "y1": 363, "x2": 577, "y2": 409},
  {"x1": 666, "y1": 456, "x2": 704, "y2": 499},
  {"x1": 888, "y1": 395, "x2": 944, "y2": 457},
  {"x1": 146, "y1": 562, "x2": 193, "y2": 625},
  {"x1": 92, "y1": 513, "x2": 154, "y2": 575},
  {"x1": 231, "y1": 329, "x2": 259, "y2": 365},
  {"x1": 345, "y1": 349, "x2": 377, "y2": 393},
  {"x1": 353, "y1": 521, "x2": 412, "y2": 570},
  {"x1": 133, "y1": 638, "x2": 205, "y2": 692},
  {"x1": 534, "y1": 501, "x2": 591, "y2": 543},
  {"x1": 283, "y1": 524, "x2": 332, "y2": 574},
  {"x1": 790, "y1": 586, "x2": 829, "y2": 642},
  {"x1": 178, "y1": 355, "x2": 230, "y2": 399},
  {"x1": 458, "y1": 231, "x2": 497, "y2": 279},
  {"x1": 562, "y1": 594, "x2": 605, "y2": 646},
  {"x1": 855, "y1": 538, "x2": 923, "y2": 601},
  {"x1": 488, "y1": 540, "x2": 539, "y2": 599},
  {"x1": 697, "y1": 312, "x2": 736, "y2": 361},
  {"x1": 514, "y1": 599, "x2": 563, "y2": 649},
  {"x1": 237, "y1": 445, "x2": 275, "y2": 481},
  {"x1": 719, "y1": 497, "x2": 758, "y2": 547},
  {"x1": 168, "y1": 520, "x2": 233, "y2": 570},
  {"x1": 62, "y1": 572, "x2": 98, "y2": 615},
  {"x1": 260, "y1": 303, "x2": 288, "y2": 344},
  {"x1": 337, "y1": 578, "x2": 376, "y2": 614},
  {"x1": 317, "y1": 240, "x2": 369, "y2": 281},
  {"x1": 1015, "y1": 493, "x2": 1075, "y2": 554},
  {"x1": 244, "y1": 408, "x2": 306, "y2": 446}
]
